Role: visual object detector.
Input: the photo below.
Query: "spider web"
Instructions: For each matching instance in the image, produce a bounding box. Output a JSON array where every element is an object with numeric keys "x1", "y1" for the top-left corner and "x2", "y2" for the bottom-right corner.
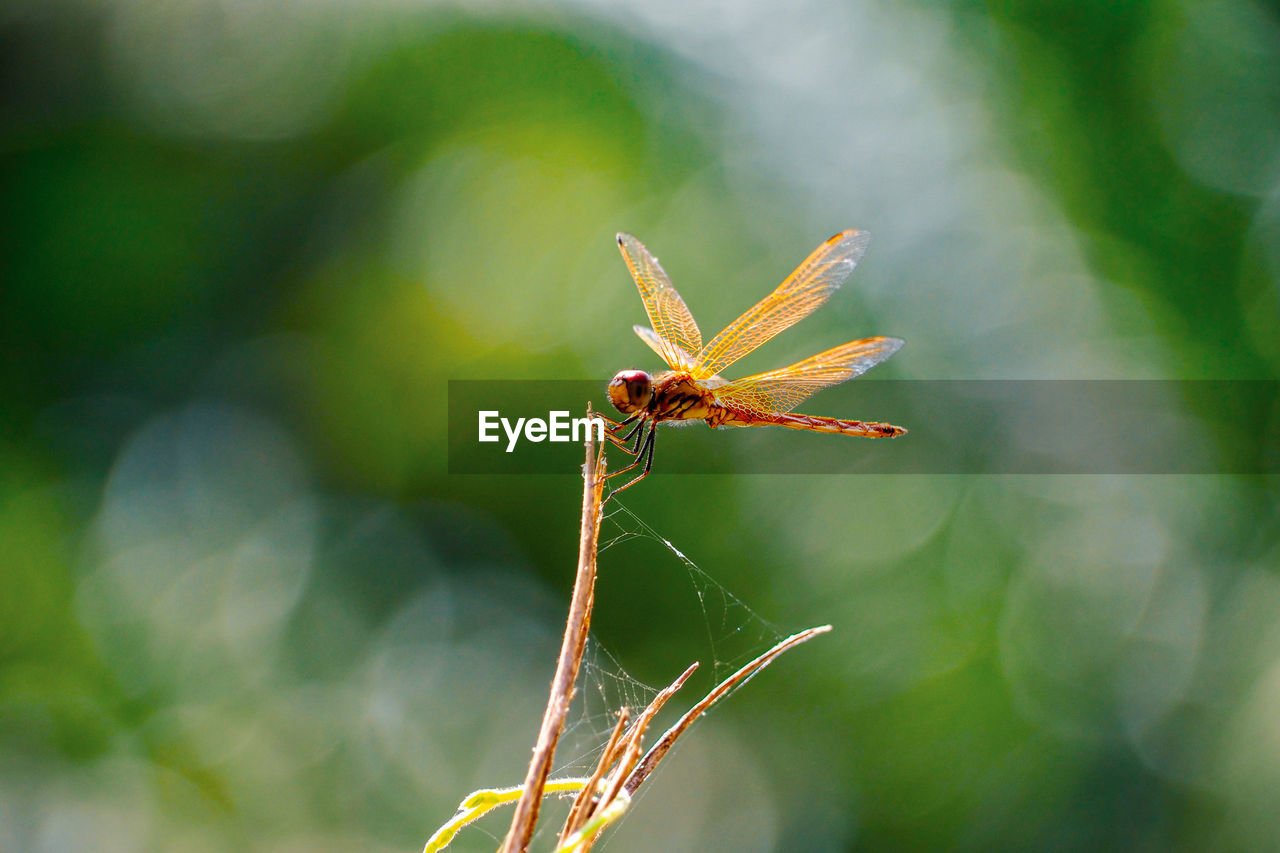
[
  {"x1": 538, "y1": 498, "x2": 791, "y2": 791},
  {"x1": 598, "y1": 500, "x2": 789, "y2": 684}
]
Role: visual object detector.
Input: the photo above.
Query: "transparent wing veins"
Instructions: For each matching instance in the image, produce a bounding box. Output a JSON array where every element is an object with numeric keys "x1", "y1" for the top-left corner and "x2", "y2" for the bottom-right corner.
[
  {"x1": 713, "y1": 336, "x2": 903, "y2": 416},
  {"x1": 617, "y1": 233, "x2": 703, "y2": 372},
  {"x1": 693, "y1": 230, "x2": 872, "y2": 379},
  {"x1": 633, "y1": 325, "x2": 701, "y2": 370}
]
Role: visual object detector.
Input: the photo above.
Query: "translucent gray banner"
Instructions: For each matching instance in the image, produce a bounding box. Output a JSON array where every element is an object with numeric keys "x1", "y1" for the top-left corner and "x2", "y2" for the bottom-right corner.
[{"x1": 447, "y1": 380, "x2": 1279, "y2": 474}]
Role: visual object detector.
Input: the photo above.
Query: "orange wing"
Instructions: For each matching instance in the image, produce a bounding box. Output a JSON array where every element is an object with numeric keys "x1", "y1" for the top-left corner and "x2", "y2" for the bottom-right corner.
[
  {"x1": 693, "y1": 230, "x2": 872, "y2": 380},
  {"x1": 616, "y1": 233, "x2": 703, "y2": 373},
  {"x1": 633, "y1": 325, "x2": 703, "y2": 372},
  {"x1": 713, "y1": 336, "x2": 902, "y2": 417}
]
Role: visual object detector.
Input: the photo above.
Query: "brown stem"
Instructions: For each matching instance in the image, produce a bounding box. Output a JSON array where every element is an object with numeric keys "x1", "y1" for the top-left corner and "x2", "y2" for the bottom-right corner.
[
  {"x1": 559, "y1": 707, "x2": 631, "y2": 846},
  {"x1": 572, "y1": 661, "x2": 700, "y2": 853},
  {"x1": 499, "y1": 417, "x2": 607, "y2": 853},
  {"x1": 623, "y1": 625, "x2": 832, "y2": 796}
]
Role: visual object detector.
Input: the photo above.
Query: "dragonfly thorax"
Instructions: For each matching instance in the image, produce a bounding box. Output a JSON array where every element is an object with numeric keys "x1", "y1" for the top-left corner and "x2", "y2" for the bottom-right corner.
[{"x1": 608, "y1": 369, "x2": 653, "y2": 414}]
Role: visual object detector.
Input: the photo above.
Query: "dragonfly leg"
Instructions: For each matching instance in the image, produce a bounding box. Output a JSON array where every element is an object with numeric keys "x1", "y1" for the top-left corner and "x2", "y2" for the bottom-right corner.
[
  {"x1": 606, "y1": 421, "x2": 657, "y2": 495},
  {"x1": 622, "y1": 418, "x2": 646, "y2": 450},
  {"x1": 605, "y1": 421, "x2": 653, "y2": 479},
  {"x1": 602, "y1": 415, "x2": 643, "y2": 453},
  {"x1": 604, "y1": 416, "x2": 646, "y2": 453},
  {"x1": 598, "y1": 413, "x2": 637, "y2": 431},
  {"x1": 589, "y1": 412, "x2": 641, "y2": 448}
]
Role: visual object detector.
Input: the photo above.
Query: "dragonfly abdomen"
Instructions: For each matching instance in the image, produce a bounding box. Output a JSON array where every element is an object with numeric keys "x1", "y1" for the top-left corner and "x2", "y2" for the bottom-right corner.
[{"x1": 722, "y1": 410, "x2": 906, "y2": 437}]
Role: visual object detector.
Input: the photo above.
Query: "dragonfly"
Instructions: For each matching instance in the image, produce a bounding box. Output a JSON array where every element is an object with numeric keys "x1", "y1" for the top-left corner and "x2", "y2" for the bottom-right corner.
[{"x1": 603, "y1": 229, "x2": 906, "y2": 493}]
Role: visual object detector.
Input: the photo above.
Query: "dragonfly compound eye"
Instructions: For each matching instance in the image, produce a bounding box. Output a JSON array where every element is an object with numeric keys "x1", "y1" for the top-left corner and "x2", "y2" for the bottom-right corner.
[{"x1": 608, "y1": 370, "x2": 651, "y2": 413}]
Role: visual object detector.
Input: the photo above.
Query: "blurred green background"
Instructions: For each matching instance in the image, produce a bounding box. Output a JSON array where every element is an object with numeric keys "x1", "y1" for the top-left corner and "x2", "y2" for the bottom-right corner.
[{"x1": 3, "y1": 0, "x2": 1279, "y2": 850}]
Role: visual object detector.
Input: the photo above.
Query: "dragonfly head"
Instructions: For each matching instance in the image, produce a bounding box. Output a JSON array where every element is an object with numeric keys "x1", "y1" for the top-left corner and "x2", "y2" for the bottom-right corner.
[{"x1": 608, "y1": 369, "x2": 652, "y2": 414}]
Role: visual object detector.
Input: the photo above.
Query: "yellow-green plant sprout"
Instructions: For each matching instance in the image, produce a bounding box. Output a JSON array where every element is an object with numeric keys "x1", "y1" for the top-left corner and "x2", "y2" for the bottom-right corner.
[{"x1": 423, "y1": 778, "x2": 589, "y2": 853}]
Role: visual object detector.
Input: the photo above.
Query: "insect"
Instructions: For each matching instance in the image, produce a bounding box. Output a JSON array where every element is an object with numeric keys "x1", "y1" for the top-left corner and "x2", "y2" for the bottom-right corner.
[{"x1": 603, "y1": 230, "x2": 906, "y2": 494}]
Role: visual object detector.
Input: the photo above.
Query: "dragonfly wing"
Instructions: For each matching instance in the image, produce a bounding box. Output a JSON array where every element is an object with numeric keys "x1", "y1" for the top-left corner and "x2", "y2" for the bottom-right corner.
[
  {"x1": 633, "y1": 325, "x2": 700, "y2": 368},
  {"x1": 617, "y1": 233, "x2": 703, "y2": 372},
  {"x1": 695, "y1": 230, "x2": 872, "y2": 379},
  {"x1": 713, "y1": 336, "x2": 902, "y2": 416}
]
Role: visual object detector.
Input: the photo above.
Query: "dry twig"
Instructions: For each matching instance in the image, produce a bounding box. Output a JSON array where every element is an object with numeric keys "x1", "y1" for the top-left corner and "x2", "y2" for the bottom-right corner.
[
  {"x1": 624, "y1": 625, "x2": 833, "y2": 796},
  {"x1": 559, "y1": 662, "x2": 699, "y2": 850},
  {"x1": 499, "y1": 421, "x2": 607, "y2": 853},
  {"x1": 558, "y1": 707, "x2": 631, "y2": 842}
]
